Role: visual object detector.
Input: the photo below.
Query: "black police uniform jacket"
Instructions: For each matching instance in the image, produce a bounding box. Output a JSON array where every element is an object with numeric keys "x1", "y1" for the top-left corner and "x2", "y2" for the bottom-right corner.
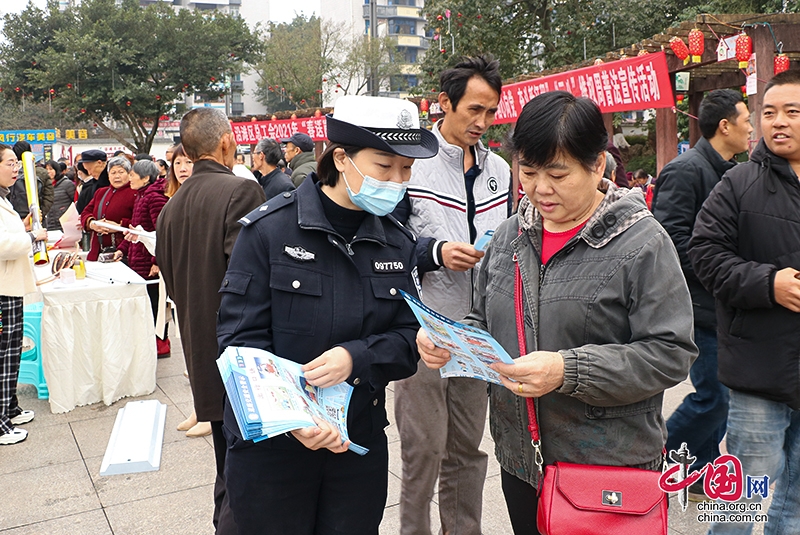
[{"x1": 217, "y1": 178, "x2": 421, "y2": 445}]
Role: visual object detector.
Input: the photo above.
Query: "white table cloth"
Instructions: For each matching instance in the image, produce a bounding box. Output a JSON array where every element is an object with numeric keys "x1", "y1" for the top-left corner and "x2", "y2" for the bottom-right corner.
[{"x1": 33, "y1": 261, "x2": 157, "y2": 413}]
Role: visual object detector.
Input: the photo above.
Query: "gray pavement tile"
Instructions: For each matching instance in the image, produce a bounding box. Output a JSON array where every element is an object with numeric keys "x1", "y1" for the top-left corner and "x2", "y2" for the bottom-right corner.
[
  {"x1": 0, "y1": 509, "x2": 111, "y2": 535},
  {"x1": 481, "y1": 473, "x2": 513, "y2": 535},
  {"x1": 155, "y1": 349, "x2": 188, "y2": 379},
  {"x1": 387, "y1": 471, "x2": 401, "y2": 508},
  {"x1": 0, "y1": 460, "x2": 100, "y2": 530},
  {"x1": 104, "y1": 485, "x2": 215, "y2": 535},
  {"x1": 0, "y1": 421, "x2": 81, "y2": 475},
  {"x1": 156, "y1": 375, "x2": 195, "y2": 405},
  {"x1": 13, "y1": 385, "x2": 173, "y2": 428},
  {"x1": 86, "y1": 438, "x2": 217, "y2": 507},
  {"x1": 70, "y1": 404, "x2": 201, "y2": 460},
  {"x1": 380, "y1": 501, "x2": 440, "y2": 534}
]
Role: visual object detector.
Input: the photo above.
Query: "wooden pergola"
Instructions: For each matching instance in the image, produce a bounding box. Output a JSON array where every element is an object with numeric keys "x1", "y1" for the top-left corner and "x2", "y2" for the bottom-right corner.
[{"x1": 505, "y1": 13, "x2": 800, "y2": 174}]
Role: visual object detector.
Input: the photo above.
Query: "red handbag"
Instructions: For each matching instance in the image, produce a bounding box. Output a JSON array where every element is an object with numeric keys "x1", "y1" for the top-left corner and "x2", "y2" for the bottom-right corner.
[{"x1": 513, "y1": 253, "x2": 668, "y2": 535}]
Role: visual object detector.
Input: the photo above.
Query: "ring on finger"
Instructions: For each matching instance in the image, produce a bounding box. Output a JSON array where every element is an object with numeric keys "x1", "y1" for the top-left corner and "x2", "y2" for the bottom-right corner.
[{"x1": 518, "y1": 383, "x2": 523, "y2": 394}]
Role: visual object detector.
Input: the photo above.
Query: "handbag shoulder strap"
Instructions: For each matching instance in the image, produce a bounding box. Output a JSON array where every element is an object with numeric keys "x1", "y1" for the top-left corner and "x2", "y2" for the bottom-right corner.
[
  {"x1": 514, "y1": 227, "x2": 544, "y2": 480},
  {"x1": 96, "y1": 187, "x2": 113, "y2": 221}
]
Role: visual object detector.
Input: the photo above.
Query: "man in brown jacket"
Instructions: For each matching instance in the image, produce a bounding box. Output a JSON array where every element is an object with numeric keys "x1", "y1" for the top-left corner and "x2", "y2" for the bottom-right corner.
[{"x1": 156, "y1": 108, "x2": 265, "y2": 535}]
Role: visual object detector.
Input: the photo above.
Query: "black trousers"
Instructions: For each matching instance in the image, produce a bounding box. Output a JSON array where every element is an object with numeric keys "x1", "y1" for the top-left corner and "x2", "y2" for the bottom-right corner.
[
  {"x1": 223, "y1": 422, "x2": 389, "y2": 535},
  {"x1": 211, "y1": 420, "x2": 237, "y2": 535},
  {"x1": 501, "y1": 468, "x2": 542, "y2": 535},
  {"x1": 145, "y1": 282, "x2": 168, "y2": 339}
]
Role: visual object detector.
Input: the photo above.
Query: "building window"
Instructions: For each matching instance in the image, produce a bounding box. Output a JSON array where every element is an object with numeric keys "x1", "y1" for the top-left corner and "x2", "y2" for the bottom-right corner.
[
  {"x1": 388, "y1": 0, "x2": 416, "y2": 5},
  {"x1": 392, "y1": 20, "x2": 415, "y2": 35}
]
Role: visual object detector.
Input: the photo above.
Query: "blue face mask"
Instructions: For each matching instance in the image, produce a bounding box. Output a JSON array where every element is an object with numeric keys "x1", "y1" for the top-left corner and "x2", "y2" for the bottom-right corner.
[{"x1": 342, "y1": 157, "x2": 408, "y2": 217}]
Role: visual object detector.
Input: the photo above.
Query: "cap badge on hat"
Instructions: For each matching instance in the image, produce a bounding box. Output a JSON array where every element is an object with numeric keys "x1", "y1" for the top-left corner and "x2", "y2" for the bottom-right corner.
[{"x1": 397, "y1": 110, "x2": 414, "y2": 130}]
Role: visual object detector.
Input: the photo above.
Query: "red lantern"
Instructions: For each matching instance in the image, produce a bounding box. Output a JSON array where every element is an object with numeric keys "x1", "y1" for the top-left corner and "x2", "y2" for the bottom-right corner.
[
  {"x1": 736, "y1": 33, "x2": 752, "y2": 69},
  {"x1": 300, "y1": 99, "x2": 306, "y2": 104},
  {"x1": 420, "y1": 98, "x2": 429, "y2": 112},
  {"x1": 775, "y1": 54, "x2": 790, "y2": 75},
  {"x1": 688, "y1": 29, "x2": 704, "y2": 63},
  {"x1": 67, "y1": 83, "x2": 73, "y2": 89},
  {"x1": 676, "y1": 94, "x2": 685, "y2": 103},
  {"x1": 670, "y1": 37, "x2": 690, "y2": 65},
  {"x1": 741, "y1": 85, "x2": 747, "y2": 95},
  {"x1": 441, "y1": 48, "x2": 446, "y2": 54},
  {"x1": 126, "y1": 100, "x2": 131, "y2": 106}
]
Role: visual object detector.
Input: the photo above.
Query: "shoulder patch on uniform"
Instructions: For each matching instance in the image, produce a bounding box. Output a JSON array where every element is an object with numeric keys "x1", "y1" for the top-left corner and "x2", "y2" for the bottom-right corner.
[
  {"x1": 385, "y1": 214, "x2": 416, "y2": 243},
  {"x1": 238, "y1": 192, "x2": 296, "y2": 226}
]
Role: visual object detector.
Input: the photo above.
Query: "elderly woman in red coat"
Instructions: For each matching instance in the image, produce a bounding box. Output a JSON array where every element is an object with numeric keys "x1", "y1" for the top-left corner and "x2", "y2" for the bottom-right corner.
[
  {"x1": 80, "y1": 156, "x2": 135, "y2": 261},
  {"x1": 114, "y1": 160, "x2": 170, "y2": 356}
]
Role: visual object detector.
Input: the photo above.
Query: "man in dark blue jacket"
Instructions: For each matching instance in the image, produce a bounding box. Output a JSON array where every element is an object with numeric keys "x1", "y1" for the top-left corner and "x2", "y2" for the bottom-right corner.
[
  {"x1": 652, "y1": 89, "x2": 752, "y2": 499},
  {"x1": 689, "y1": 69, "x2": 800, "y2": 534}
]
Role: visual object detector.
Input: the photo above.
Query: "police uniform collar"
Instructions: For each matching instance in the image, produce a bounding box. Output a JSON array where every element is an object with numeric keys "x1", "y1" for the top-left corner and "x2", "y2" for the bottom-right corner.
[{"x1": 296, "y1": 178, "x2": 387, "y2": 245}]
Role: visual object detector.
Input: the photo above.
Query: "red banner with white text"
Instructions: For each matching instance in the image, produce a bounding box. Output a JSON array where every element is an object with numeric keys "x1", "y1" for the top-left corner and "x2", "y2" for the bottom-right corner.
[
  {"x1": 494, "y1": 52, "x2": 674, "y2": 124},
  {"x1": 232, "y1": 116, "x2": 328, "y2": 145}
]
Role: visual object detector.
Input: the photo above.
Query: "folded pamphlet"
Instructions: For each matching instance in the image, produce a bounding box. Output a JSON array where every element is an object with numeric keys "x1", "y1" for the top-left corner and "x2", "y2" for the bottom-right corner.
[
  {"x1": 401, "y1": 291, "x2": 515, "y2": 384},
  {"x1": 217, "y1": 346, "x2": 368, "y2": 455}
]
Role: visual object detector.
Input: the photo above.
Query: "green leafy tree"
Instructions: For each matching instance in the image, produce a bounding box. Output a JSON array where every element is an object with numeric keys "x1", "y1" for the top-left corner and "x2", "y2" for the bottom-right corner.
[
  {"x1": 254, "y1": 15, "x2": 337, "y2": 110},
  {"x1": 1, "y1": 0, "x2": 260, "y2": 153}
]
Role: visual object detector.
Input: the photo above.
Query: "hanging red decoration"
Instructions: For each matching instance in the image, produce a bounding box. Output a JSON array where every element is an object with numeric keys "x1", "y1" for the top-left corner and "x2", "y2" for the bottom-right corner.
[
  {"x1": 49, "y1": 88, "x2": 55, "y2": 94},
  {"x1": 441, "y1": 48, "x2": 446, "y2": 54},
  {"x1": 67, "y1": 83, "x2": 73, "y2": 89},
  {"x1": 420, "y1": 98, "x2": 429, "y2": 112},
  {"x1": 735, "y1": 33, "x2": 752, "y2": 69},
  {"x1": 676, "y1": 94, "x2": 685, "y2": 103},
  {"x1": 476, "y1": 14, "x2": 482, "y2": 19},
  {"x1": 80, "y1": 108, "x2": 86, "y2": 113},
  {"x1": 688, "y1": 29, "x2": 704, "y2": 63},
  {"x1": 775, "y1": 54, "x2": 790, "y2": 75},
  {"x1": 741, "y1": 85, "x2": 747, "y2": 95},
  {"x1": 126, "y1": 100, "x2": 131, "y2": 106},
  {"x1": 670, "y1": 37, "x2": 690, "y2": 65},
  {"x1": 300, "y1": 99, "x2": 306, "y2": 104},
  {"x1": 155, "y1": 95, "x2": 161, "y2": 100},
  {"x1": 15, "y1": 87, "x2": 20, "y2": 92},
  {"x1": 210, "y1": 76, "x2": 216, "y2": 82},
  {"x1": 436, "y1": 14, "x2": 443, "y2": 21}
]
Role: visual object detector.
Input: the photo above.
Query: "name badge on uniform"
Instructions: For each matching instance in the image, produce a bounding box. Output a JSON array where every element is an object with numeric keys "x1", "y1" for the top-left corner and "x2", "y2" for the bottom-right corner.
[
  {"x1": 373, "y1": 259, "x2": 405, "y2": 273},
  {"x1": 284, "y1": 245, "x2": 316, "y2": 262}
]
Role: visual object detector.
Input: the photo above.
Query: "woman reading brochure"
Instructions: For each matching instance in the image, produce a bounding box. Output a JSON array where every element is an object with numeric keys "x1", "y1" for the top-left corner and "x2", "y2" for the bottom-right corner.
[{"x1": 216, "y1": 95, "x2": 438, "y2": 534}]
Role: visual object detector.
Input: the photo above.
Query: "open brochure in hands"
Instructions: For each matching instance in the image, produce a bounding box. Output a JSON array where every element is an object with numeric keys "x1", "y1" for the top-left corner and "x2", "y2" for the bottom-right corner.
[
  {"x1": 217, "y1": 346, "x2": 368, "y2": 455},
  {"x1": 400, "y1": 291, "x2": 514, "y2": 385}
]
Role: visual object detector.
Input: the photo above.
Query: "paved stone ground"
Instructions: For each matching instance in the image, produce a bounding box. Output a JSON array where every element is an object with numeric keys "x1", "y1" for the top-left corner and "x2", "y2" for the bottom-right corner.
[{"x1": 0, "y1": 333, "x2": 769, "y2": 534}]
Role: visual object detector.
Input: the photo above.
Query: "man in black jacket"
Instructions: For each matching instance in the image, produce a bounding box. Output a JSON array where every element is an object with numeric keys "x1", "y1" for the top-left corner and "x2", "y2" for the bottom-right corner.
[
  {"x1": 652, "y1": 89, "x2": 752, "y2": 498},
  {"x1": 251, "y1": 137, "x2": 294, "y2": 200},
  {"x1": 689, "y1": 70, "x2": 800, "y2": 532}
]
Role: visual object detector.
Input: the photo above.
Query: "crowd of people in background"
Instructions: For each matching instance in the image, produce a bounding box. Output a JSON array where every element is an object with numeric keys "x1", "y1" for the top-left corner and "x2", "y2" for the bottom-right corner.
[{"x1": 2, "y1": 53, "x2": 800, "y2": 535}]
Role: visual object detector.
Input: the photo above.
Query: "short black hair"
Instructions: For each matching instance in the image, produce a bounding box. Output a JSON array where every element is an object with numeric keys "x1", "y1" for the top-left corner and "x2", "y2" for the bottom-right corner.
[
  {"x1": 439, "y1": 54, "x2": 501, "y2": 110},
  {"x1": 765, "y1": 68, "x2": 800, "y2": 95},
  {"x1": 0, "y1": 144, "x2": 12, "y2": 159},
  {"x1": 254, "y1": 138, "x2": 283, "y2": 167},
  {"x1": 45, "y1": 160, "x2": 62, "y2": 177},
  {"x1": 698, "y1": 89, "x2": 744, "y2": 139},
  {"x1": 510, "y1": 91, "x2": 608, "y2": 172},
  {"x1": 316, "y1": 144, "x2": 364, "y2": 187}
]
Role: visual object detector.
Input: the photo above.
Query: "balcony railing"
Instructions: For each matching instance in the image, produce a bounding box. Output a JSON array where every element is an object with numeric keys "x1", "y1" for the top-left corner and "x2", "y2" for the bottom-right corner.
[
  {"x1": 363, "y1": 5, "x2": 424, "y2": 21},
  {"x1": 231, "y1": 80, "x2": 244, "y2": 92},
  {"x1": 390, "y1": 34, "x2": 429, "y2": 49}
]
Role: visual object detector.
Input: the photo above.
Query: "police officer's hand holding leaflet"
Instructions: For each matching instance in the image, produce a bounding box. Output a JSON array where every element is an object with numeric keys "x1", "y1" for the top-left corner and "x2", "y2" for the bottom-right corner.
[{"x1": 216, "y1": 95, "x2": 438, "y2": 534}]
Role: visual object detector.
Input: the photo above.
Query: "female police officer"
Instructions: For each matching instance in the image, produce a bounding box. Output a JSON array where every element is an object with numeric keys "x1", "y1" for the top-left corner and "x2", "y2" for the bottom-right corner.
[{"x1": 217, "y1": 95, "x2": 438, "y2": 534}]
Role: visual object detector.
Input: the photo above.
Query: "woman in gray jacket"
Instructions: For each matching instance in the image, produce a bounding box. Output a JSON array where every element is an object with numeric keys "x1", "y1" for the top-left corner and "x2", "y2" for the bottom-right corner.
[{"x1": 418, "y1": 92, "x2": 697, "y2": 534}]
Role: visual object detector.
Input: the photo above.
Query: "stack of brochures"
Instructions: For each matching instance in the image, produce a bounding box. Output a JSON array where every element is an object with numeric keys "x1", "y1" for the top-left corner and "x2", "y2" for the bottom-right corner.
[
  {"x1": 401, "y1": 291, "x2": 515, "y2": 384},
  {"x1": 217, "y1": 346, "x2": 368, "y2": 455}
]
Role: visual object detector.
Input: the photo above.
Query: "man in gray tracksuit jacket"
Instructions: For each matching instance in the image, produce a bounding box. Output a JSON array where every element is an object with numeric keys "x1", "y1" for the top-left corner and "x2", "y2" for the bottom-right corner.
[{"x1": 392, "y1": 55, "x2": 512, "y2": 535}]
